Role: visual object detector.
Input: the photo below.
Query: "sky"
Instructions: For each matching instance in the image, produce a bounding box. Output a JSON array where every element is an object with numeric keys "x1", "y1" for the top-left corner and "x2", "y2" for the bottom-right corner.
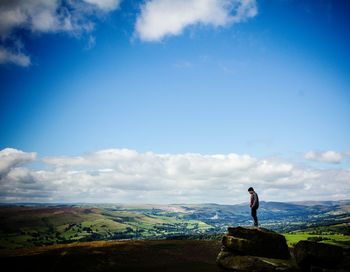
[{"x1": 0, "y1": 0, "x2": 349, "y2": 204}]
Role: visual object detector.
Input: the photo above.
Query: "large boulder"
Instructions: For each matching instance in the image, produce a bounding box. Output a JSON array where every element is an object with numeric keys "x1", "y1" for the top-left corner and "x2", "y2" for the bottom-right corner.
[
  {"x1": 293, "y1": 240, "x2": 345, "y2": 270},
  {"x1": 217, "y1": 226, "x2": 296, "y2": 271},
  {"x1": 223, "y1": 226, "x2": 290, "y2": 259}
]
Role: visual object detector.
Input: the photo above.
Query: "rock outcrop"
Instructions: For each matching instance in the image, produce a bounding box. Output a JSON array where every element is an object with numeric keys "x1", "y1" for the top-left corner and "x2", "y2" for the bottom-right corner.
[
  {"x1": 216, "y1": 226, "x2": 350, "y2": 272},
  {"x1": 293, "y1": 240, "x2": 349, "y2": 272},
  {"x1": 225, "y1": 226, "x2": 290, "y2": 259},
  {"x1": 217, "y1": 226, "x2": 298, "y2": 271}
]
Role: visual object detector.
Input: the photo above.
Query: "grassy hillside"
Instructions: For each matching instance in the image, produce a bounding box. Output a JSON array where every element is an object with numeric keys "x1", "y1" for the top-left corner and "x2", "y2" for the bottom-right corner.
[
  {"x1": 284, "y1": 221, "x2": 350, "y2": 247},
  {"x1": 0, "y1": 206, "x2": 212, "y2": 249},
  {"x1": 0, "y1": 200, "x2": 349, "y2": 249},
  {"x1": 284, "y1": 232, "x2": 350, "y2": 247}
]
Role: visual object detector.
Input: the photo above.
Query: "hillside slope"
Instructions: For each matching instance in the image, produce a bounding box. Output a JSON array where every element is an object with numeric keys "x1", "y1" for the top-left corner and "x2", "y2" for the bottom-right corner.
[
  {"x1": 0, "y1": 240, "x2": 222, "y2": 272},
  {"x1": 0, "y1": 200, "x2": 349, "y2": 249}
]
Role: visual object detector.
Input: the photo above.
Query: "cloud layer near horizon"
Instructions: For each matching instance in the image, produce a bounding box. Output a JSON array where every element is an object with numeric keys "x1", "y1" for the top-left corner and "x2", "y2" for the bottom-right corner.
[
  {"x1": 0, "y1": 148, "x2": 349, "y2": 204},
  {"x1": 304, "y1": 150, "x2": 343, "y2": 164}
]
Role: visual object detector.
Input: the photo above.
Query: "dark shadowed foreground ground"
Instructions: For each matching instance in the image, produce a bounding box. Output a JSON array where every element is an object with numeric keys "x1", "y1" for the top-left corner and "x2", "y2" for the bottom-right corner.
[{"x1": 0, "y1": 240, "x2": 223, "y2": 272}]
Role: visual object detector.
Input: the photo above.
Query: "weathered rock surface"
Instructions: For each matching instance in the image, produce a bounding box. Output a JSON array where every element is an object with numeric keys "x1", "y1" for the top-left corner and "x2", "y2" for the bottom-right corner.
[
  {"x1": 217, "y1": 226, "x2": 296, "y2": 271},
  {"x1": 217, "y1": 250, "x2": 298, "y2": 272},
  {"x1": 217, "y1": 226, "x2": 350, "y2": 272},
  {"x1": 294, "y1": 240, "x2": 348, "y2": 271},
  {"x1": 224, "y1": 226, "x2": 290, "y2": 259}
]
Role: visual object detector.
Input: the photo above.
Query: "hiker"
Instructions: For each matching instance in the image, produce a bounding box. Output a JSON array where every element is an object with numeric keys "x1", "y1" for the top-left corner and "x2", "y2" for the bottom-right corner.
[{"x1": 248, "y1": 187, "x2": 259, "y2": 227}]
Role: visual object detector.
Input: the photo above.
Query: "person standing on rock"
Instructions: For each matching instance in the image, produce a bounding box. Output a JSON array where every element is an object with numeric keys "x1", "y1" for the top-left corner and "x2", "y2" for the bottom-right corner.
[{"x1": 248, "y1": 187, "x2": 259, "y2": 227}]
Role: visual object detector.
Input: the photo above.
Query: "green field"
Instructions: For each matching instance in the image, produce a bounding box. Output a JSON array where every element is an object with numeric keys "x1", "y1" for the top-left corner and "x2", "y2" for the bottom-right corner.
[
  {"x1": 0, "y1": 206, "x2": 213, "y2": 249},
  {"x1": 283, "y1": 221, "x2": 350, "y2": 247},
  {"x1": 284, "y1": 232, "x2": 350, "y2": 247}
]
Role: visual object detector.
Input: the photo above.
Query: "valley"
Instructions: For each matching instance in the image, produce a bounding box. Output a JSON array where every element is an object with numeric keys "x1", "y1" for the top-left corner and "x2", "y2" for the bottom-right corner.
[{"x1": 0, "y1": 200, "x2": 349, "y2": 249}]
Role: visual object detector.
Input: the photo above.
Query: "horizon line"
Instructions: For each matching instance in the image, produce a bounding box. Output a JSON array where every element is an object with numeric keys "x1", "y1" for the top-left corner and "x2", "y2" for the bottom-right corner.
[{"x1": 0, "y1": 199, "x2": 349, "y2": 206}]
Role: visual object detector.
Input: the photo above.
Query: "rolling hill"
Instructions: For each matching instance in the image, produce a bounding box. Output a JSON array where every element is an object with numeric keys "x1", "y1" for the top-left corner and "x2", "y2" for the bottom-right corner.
[{"x1": 0, "y1": 200, "x2": 349, "y2": 249}]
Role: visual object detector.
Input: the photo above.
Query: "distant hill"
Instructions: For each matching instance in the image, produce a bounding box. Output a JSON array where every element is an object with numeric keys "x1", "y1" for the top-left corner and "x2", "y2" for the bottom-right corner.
[{"x1": 0, "y1": 200, "x2": 349, "y2": 249}]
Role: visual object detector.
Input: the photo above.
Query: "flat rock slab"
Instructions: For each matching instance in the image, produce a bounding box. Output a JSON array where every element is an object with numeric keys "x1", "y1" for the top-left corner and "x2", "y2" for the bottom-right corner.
[{"x1": 216, "y1": 251, "x2": 299, "y2": 272}]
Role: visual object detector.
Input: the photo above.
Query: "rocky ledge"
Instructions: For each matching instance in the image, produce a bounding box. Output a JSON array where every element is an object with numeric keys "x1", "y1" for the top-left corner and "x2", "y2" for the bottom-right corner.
[{"x1": 216, "y1": 226, "x2": 350, "y2": 272}]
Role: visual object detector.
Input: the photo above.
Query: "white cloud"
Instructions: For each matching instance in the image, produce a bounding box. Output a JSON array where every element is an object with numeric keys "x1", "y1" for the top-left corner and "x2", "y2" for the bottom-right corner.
[
  {"x1": 83, "y1": 0, "x2": 121, "y2": 11},
  {"x1": 135, "y1": 0, "x2": 258, "y2": 41},
  {"x1": 0, "y1": 0, "x2": 71, "y2": 36},
  {"x1": 0, "y1": 148, "x2": 36, "y2": 177},
  {"x1": 305, "y1": 150, "x2": 342, "y2": 164},
  {"x1": 0, "y1": 0, "x2": 121, "y2": 66},
  {"x1": 1, "y1": 148, "x2": 349, "y2": 204},
  {"x1": 0, "y1": 46, "x2": 30, "y2": 66},
  {"x1": 0, "y1": 0, "x2": 258, "y2": 66}
]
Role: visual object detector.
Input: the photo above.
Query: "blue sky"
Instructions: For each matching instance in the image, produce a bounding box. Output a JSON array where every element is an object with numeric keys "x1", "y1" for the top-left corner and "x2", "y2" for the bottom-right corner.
[{"x1": 0, "y1": 0, "x2": 349, "y2": 203}]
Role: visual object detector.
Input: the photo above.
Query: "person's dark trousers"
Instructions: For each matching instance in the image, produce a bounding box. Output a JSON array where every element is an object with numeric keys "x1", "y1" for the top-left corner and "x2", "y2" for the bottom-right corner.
[{"x1": 251, "y1": 207, "x2": 258, "y2": 226}]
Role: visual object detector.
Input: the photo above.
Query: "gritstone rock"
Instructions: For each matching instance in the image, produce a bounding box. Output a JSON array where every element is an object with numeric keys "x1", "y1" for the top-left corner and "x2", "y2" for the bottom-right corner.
[
  {"x1": 217, "y1": 226, "x2": 297, "y2": 271},
  {"x1": 293, "y1": 240, "x2": 345, "y2": 270},
  {"x1": 217, "y1": 250, "x2": 298, "y2": 272},
  {"x1": 224, "y1": 226, "x2": 290, "y2": 259}
]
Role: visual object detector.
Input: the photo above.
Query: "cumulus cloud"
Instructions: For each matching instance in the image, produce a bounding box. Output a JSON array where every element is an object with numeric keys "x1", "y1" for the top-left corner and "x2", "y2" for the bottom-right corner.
[
  {"x1": 0, "y1": 0, "x2": 85, "y2": 37},
  {"x1": 0, "y1": 148, "x2": 36, "y2": 178},
  {"x1": 0, "y1": 0, "x2": 121, "y2": 66},
  {"x1": 304, "y1": 150, "x2": 342, "y2": 164},
  {"x1": 135, "y1": 0, "x2": 258, "y2": 41},
  {"x1": 0, "y1": 0, "x2": 259, "y2": 66},
  {"x1": 0, "y1": 148, "x2": 349, "y2": 203},
  {"x1": 0, "y1": 46, "x2": 30, "y2": 66}
]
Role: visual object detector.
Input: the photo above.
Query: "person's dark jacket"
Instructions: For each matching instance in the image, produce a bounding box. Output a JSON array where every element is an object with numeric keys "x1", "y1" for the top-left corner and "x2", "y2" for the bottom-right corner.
[{"x1": 250, "y1": 191, "x2": 259, "y2": 209}]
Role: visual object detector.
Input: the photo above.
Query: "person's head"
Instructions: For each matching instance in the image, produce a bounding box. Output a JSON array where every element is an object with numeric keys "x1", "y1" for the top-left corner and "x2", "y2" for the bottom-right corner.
[{"x1": 248, "y1": 187, "x2": 254, "y2": 194}]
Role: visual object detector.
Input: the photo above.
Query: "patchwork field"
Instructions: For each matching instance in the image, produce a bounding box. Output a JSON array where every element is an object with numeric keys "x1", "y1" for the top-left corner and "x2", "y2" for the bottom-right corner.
[{"x1": 0, "y1": 205, "x2": 212, "y2": 249}]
